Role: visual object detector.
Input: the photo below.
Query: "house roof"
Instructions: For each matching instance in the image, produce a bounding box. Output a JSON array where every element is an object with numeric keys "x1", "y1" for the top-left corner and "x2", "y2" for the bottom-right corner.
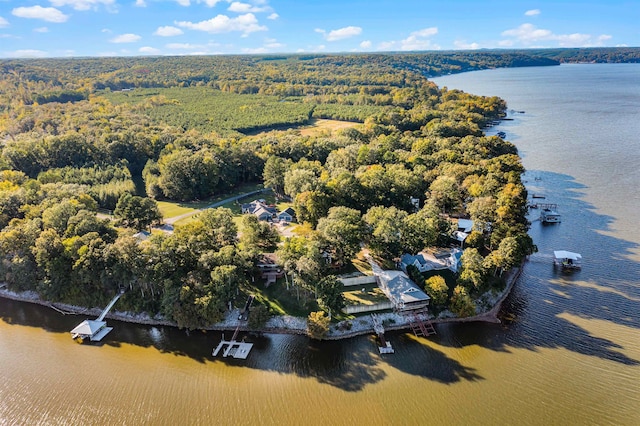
[
  {"x1": 453, "y1": 231, "x2": 469, "y2": 242},
  {"x1": 279, "y1": 207, "x2": 295, "y2": 216},
  {"x1": 458, "y1": 219, "x2": 474, "y2": 233},
  {"x1": 379, "y1": 270, "x2": 430, "y2": 307},
  {"x1": 133, "y1": 230, "x2": 151, "y2": 240},
  {"x1": 253, "y1": 206, "x2": 274, "y2": 218},
  {"x1": 400, "y1": 253, "x2": 427, "y2": 266}
]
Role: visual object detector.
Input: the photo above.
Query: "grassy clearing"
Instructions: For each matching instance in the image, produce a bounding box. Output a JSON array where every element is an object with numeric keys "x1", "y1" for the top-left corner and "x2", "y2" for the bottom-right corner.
[
  {"x1": 343, "y1": 283, "x2": 388, "y2": 306},
  {"x1": 248, "y1": 277, "x2": 318, "y2": 318},
  {"x1": 157, "y1": 201, "x2": 197, "y2": 218},
  {"x1": 159, "y1": 183, "x2": 266, "y2": 222},
  {"x1": 298, "y1": 118, "x2": 362, "y2": 136}
]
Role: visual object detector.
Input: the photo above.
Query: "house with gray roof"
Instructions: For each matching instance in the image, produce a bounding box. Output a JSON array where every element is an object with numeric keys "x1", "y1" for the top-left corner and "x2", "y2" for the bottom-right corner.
[{"x1": 376, "y1": 269, "x2": 430, "y2": 311}]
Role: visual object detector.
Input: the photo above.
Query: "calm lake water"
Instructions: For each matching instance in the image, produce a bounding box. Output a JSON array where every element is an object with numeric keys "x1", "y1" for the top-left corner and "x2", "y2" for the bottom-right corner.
[{"x1": 1, "y1": 64, "x2": 639, "y2": 425}]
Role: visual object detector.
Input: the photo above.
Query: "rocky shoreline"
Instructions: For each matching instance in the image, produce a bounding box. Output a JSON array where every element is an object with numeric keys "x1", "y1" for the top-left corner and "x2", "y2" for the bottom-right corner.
[{"x1": 0, "y1": 263, "x2": 523, "y2": 340}]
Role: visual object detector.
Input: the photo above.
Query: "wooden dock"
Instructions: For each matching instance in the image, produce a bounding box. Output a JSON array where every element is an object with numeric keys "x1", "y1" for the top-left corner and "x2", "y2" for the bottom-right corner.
[{"x1": 371, "y1": 314, "x2": 394, "y2": 354}]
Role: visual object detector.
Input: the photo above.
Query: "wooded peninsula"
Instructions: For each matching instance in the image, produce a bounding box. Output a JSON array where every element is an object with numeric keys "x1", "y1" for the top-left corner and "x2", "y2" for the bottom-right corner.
[{"x1": 1, "y1": 48, "x2": 638, "y2": 337}]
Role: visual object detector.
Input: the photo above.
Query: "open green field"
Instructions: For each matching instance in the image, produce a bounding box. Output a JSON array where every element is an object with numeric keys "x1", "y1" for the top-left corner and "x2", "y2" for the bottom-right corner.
[{"x1": 101, "y1": 87, "x2": 313, "y2": 135}]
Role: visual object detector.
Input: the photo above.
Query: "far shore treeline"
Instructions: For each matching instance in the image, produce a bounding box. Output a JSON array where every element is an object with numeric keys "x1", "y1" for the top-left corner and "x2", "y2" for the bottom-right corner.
[{"x1": 0, "y1": 48, "x2": 637, "y2": 331}]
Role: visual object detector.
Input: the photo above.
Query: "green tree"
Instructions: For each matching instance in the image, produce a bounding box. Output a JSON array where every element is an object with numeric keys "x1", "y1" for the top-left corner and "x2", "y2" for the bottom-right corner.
[
  {"x1": 307, "y1": 310, "x2": 330, "y2": 339},
  {"x1": 113, "y1": 193, "x2": 162, "y2": 230},
  {"x1": 458, "y1": 248, "x2": 486, "y2": 290},
  {"x1": 450, "y1": 285, "x2": 475, "y2": 317},
  {"x1": 284, "y1": 168, "x2": 320, "y2": 199},
  {"x1": 427, "y1": 175, "x2": 463, "y2": 214},
  {"x1": 316, "y1": 275, "x2": 345, "y2": 314},
  {"x1": 157, "y1": 148, "x2": 220, "y2": 201},
  {"x1": 363, "y1": 205, "x2": 407, "y2": 257},
  {"x1": 425, "y1": 275, "x2": 448, "y2": 306},
  {"x1": 316, "y1": 206, "x2": 364, "y2": 266},
  {"x1": 262, "y1": 156, "x2": 289, "y2": 197},
  {"x1": 239, "y1": 214, "x2": 279, "y2": 253},
  {"x1": 294, "y1": 190, "x2": 330, "y2": 226},
  {"x1": 248, "y1": 304, "x2": 271, "y2": 330}
]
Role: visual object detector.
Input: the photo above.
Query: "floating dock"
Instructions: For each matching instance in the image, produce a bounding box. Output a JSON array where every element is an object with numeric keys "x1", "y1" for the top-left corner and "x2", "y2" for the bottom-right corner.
[
  {"x1": 212, "y1": 295, "x2": 255, "y2": 360},
  {"x1": 212, "y1": 335, "x2": 254, "y2": 359}
]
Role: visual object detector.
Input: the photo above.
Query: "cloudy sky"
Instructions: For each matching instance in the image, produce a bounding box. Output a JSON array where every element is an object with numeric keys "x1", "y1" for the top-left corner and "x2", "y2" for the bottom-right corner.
[{"x1": 0, "y1": 0, "x2": 637, "y2": 58}]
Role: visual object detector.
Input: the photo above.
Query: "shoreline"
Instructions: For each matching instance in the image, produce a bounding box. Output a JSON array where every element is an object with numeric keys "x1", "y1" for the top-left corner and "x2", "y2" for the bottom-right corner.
[{"x1": 0, "y1": 263, "x2": 523, "y2": 340}]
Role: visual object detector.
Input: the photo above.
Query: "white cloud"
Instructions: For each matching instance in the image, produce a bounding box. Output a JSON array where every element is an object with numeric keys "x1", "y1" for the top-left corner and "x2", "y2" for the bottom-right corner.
[
  {"x1": 166, "y1": 42, "x2": 201, "y2": 50},
  {"x1": 377, "y1": 27, "x2": 439, "y2": 51},
  {"x1": 228, "y1": 2, "x2": 270, "y2": 13},
  {"x1": 12, "y1": 6, "x2": 69, "y2": 23},
  {"x1": 525, "y1": 9, "x2": 541, "y2": 16},
  {"x1": 267, "y1": 13, "x2": 278, "y2": 20},
  {"x1": 401, "y1": 27, "x2": 439, "y2": 50},
  {"x1": 135, "y1": 0, "x2": 146, "y2": 7},
  {"x1": 176, "y1": 13, "x2": 267, "y2": 35},
  {"x1": 197, "y1": 0, "x2": 224, "y2": 6},
  {"x1": 411, "y1": 27, "x2": 438, "y2": 38},
  {"x1": 317, "y1": 26, "x2": 362, "y2": 41},
  {"x1": 243, "y1": 47, "x2": 268, "y2": 54},
  {"x1": 264, "y1": 38, "x2": 283, "y2": 49},
  {"x1": 501, "y1": 23, "x2": 611, "y2": 47},
  {"x1": 110, "y1": 33, "x2": 141, "y2": 43},
  {"x1": 101, "y1": 28, "x2": 112, "y2": 33},
  {"x1": 34, "y1": 26, "x2": 49, "y2": 33},
  {"x1": 454, "y1": 40, "x2": 480, "y2": 50},
  {"x1": 360, "y1": 40, "x2": 371, "y2": 49},
  {"x1": 9, "y1": 49, "x2": 48, "y2": 57},
  {"x1": 154, "y1": 26, "x2": 183, "y2": 36},
  {"x1": 175, "y1": 0, "x2": 191, "y2": 6},
  {"x1": 50, "y1": 0, "x2": 116, "y2": 11},
  {"x1": 139, "y1": 46, "x2": 161, "y2": 54},
  {"x1": 0, "y1": 16, "x2": 9, "y2": 28}
]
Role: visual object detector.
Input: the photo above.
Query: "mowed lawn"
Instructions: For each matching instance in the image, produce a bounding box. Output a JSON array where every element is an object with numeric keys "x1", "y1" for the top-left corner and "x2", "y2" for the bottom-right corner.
[{"x1": 342, "y1": 283, "x2": 388, "y2": 306}]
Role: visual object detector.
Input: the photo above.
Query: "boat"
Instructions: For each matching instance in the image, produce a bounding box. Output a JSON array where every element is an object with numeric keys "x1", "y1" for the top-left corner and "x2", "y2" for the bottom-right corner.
[
  {"x1": 497, "y1": 131, "x2": 506, "y2": 138},
  {"x1": 554, "y1": 250, "x2": 582, "y2": 269},
  {"x1": 539, "y1": 204, "x2": 561, "y2": 223}
]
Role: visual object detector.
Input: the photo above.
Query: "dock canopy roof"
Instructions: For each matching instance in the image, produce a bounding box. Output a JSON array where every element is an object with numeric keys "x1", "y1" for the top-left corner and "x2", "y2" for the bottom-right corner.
[
  {"x1": 554, "y1": 250, "x2": 582, "y2": 261},
  {"x1": 70, "y1": 320, "x2": 106, "y2": 336}
]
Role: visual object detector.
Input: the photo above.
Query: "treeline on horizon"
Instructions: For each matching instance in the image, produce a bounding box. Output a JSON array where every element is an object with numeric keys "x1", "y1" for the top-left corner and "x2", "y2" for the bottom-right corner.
[{"x1": 0, "y1": 47, "x2": 629, "y2": 330}]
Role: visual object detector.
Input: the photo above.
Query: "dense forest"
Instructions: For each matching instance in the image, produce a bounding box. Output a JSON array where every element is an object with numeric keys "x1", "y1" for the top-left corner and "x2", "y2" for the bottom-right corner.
[{"x1": 0, "y1": 48, "x2": 634, "y2": 330}]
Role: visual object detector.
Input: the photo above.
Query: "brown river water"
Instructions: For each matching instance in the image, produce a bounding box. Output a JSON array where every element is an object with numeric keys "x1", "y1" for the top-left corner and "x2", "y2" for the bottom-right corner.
[{"x1": 1, "y1": 64, "x2": 639, "y2": 425}]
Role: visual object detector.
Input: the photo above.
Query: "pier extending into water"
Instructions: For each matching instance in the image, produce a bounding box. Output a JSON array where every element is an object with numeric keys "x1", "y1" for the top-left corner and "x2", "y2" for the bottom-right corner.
[
  {"x1": 371, "y1": 313, "x2": 394, "y2": 354},
  {"x1": 70, "y1": 290, "x2": 124, "y2": 343},
  {"x1": 212, "y1": 295, "x2": 255, "y2": 359}
]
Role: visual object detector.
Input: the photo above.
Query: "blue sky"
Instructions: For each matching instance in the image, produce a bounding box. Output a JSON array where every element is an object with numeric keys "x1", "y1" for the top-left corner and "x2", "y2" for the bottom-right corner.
[{"x1": 0, "y1": 0, "x2": 638, "y2": 58}]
